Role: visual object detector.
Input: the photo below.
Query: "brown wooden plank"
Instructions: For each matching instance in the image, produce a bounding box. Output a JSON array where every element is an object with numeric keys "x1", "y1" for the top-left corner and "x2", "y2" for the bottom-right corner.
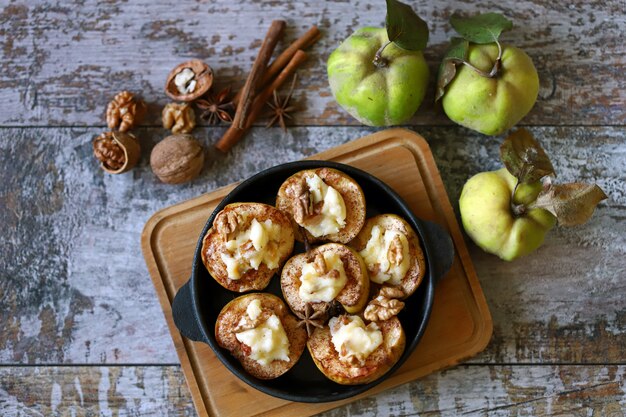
[
  {"x1": 1, "y1": 365, "x2": 625, "y2": 416},
  {"x1": 0, "y1": 126, "x2": 624, "y2": 367},
  {"x1": 0, "y1": 1, "x2": 623, "y2": 127}
]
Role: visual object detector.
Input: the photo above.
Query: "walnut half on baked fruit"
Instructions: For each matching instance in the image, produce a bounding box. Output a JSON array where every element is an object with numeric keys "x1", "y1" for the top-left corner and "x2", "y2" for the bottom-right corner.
[
  {"x1": 307, "y1": 314, "x2": 405, "y2": 384},
  {"x1": 281, "y1": 243, "x2": 370, "y2": 319},
  {"x1": 276, "y1": 168, "x2": 366, "y2": 244},
  {"x1": 215, "y1": 293, "x2": 307, "y2": 379},
  {"x1": 201, "y1": 203, "x2": 295, "y2": 292},
  {"x1": 350, "y1": 214, "x2": 426, "y2": 298}
]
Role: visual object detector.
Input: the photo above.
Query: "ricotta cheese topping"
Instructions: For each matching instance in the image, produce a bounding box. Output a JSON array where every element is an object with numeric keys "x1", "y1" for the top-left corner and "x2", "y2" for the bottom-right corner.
[
  {"x1": 301, "y1": 174, "x2": 347, "y2": 237},
  {"x1": 298, "y1": 251, "x2": 348, "y2": 302},
  {"x1": 359, "y1": 226, "x2": 410, "y2": 285},
  {"x1": 246, "y1": 298, "x2": 263, "y2": 321},
  {"x1": 234, "y1": 299, "x2": 290, "y2": 366},
  {"x1": 220, "y1": 218, "x2": 283, "y2": 280},
  {"x1": 329, "y1": 315, "x2": 382, "y2": 365}
]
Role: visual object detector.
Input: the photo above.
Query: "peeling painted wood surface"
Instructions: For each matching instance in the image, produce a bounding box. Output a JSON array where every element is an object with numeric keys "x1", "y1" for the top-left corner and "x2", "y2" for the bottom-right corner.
[
  {"x1": 0, "y1": 1, "x2": 624, "y2": 127},
  {"x1": 1, "y1": 126, "x2": 625, "y2": 416},
  {"x1": 1, "y1": 0, "x2": 625, "y2": 415},
  {"x1": 2, "y1": 365, "x2": 626, "y2": 416}
]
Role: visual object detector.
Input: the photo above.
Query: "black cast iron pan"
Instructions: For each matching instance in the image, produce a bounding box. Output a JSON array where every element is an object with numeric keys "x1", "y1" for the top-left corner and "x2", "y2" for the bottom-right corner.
[{"x1": 172, "y1": 160, "x2": 454, "y2": 403}]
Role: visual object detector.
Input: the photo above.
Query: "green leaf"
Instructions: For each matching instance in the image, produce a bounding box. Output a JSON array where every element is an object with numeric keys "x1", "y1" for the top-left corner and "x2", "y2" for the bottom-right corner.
[
  {"x1": 450, "y1": 12, "x2": 513, "y2": 44},
  {"x1": 385, "y1": 0, "x2": 429, "y2": 51},
  {"x1": 435, "y1": 37, "x2": 469, "y2": 101},
  {"x1": 530, "y1": 183, "x2": 608, "y2": 226},
  {"x1": 500, "y1": 129, "x2": 555, "y2": 184}
]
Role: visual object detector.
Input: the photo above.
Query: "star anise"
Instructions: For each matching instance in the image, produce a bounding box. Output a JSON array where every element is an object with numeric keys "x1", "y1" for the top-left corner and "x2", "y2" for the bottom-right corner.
[
  {"x1": 266, "y1": 74, "x2": 297, "y2": 132},
  {"x1": 195, "y1": 86, "x2": 234, "y2": 125},
  {"x1": 296, "y1": 303, "x2": 325, "y2": 337}
]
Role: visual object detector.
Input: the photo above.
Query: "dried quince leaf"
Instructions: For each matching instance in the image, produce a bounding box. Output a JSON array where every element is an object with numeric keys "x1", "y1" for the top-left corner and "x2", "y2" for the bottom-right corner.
[
  {"x1": 435, "y1": 37, "x2": 469, "y2": 102},
  {"x1": 450, "y1": 12, "x2": 513, "y2": 44},
  {"x1": 530, "y1": 183, "x2": 608, "y2": 226},
  {"x1": 385, "y1": 0, "x2": 429, "y2": 51},
  {"x1": 500, "y1": 128, "x2": 555, "y2": 184}
]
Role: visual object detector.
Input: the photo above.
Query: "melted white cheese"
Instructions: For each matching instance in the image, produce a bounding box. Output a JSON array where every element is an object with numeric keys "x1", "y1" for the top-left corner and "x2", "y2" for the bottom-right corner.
[
  {"x1": 359, "y1": 226, "x2": 410, "y2": 285},
  {"x1": 235, "y1": 314, "x2": 290, "y2": 366},
  {"x1": 298, "y1": 252, "x2": 348, "y2": 302},
  {"x1": 329, "y1": 315, "x2": 382, "y2": 364},
  {"x1": 246, "y1": 299, "x2": 262, "y2": 321},
  {"x1": 220, "y1": 218, "x2": 283, "y2": 280},
  {"x1": 301, "y1": 174, "x2": 347, "y2": 237}
]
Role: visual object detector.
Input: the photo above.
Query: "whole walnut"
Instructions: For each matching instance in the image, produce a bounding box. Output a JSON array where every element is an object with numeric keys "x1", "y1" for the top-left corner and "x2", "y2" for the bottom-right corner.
[{"x1": 150, "y1": 134, "x2": 204, "y2": 184}]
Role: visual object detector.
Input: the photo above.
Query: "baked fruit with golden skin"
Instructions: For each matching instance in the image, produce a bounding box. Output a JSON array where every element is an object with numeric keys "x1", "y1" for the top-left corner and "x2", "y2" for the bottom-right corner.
[
  {"x1": 307, "y1": 314, "x2": 405, "y2": 384},
  {"x1": 350, "y1": 214, "x2": 425, "y2": 298},
  {"x1": 281, "y1": 243, "x2": 369, "y2": 318},
  {"x1": 215, "y1": 293, "x2": 307, "y2": 379},
  {"x1": 201, "y1": 202, "x2": 294, "y2": 292},
  {"x1": 276, "y1": 168, "x2": 366, "y2": 244}
]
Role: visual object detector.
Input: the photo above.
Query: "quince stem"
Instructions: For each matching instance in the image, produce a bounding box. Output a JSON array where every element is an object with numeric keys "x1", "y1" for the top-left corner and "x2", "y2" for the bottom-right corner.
[
  {"x1": 461, "y1": 40, "x2": 503, "y2": 78},
  {"x1": 373, "y1": 40, "x2": 393, "y2": 68},
  {"x1": 511, "y1": 180, "x2": 527, "y2": 217}
]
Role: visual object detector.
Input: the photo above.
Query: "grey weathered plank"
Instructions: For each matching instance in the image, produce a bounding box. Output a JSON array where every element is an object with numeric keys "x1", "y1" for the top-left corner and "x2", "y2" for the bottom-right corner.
[
  {"x1": 1, "y1": 126, "x2": 624, "y2": 366},
  {"x1": 1, "y1": 365, "x2": 625, "y2": 416},
  {"x1": 0, "y1": 366, "x2": 196, "y2": 416},
  {"x1": 0, "y1": 1, "x2": 624, "y2": 127}
]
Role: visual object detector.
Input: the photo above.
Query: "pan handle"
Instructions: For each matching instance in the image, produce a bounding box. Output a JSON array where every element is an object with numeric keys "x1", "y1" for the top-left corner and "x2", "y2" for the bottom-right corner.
[
  {"x1": 172, "y1": 279, "x2": 206, "y2": 342},
  {"x1": 422, "y1": 220, "x2": 455, "y2": 286}
]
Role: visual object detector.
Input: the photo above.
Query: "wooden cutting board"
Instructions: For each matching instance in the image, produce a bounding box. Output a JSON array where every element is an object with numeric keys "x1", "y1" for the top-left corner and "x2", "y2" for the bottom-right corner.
[{"x1": 141, "y1": 128, "x2": 493, "y2": 417}]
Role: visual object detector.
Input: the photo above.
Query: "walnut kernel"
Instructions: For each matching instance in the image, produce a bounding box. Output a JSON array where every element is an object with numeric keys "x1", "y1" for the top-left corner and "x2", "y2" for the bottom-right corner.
[
  {"x1": 364, "y1": 286, "x2": 405, "y2": 322},
  {"x1": 162, "y1": 102, "x2": 196, "y2": 133},
  {"x1": 106, "y1": 91, "x2": 146, "y2": 132},
  {"x1": 215, "y1": 210, "x2": 241, "y2": 240},
  {"x1": 387, "y1": 235, "x2": 404, "y2": 266}
]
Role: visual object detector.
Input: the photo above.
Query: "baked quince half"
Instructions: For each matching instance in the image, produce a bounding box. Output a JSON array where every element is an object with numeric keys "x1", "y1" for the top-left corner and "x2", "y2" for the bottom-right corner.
[
  {"x1": 201, "y1": 202, "x2": 295, "y2": 292},
  {"x1": 276, "y1": 168, "x2": 366, "y2": 244},
  {"x1": 307, "y1": 314, "x2": 405, "y2": 384},
  {"x1": 215, "y1": 293, "x2": 307, "y2": 379},
  {"x1": 350, "y1": 214, "x2": 425, "y2": 298},
  {"x1": 281, "y1": 243, "x2": 369, "y2": 318}
]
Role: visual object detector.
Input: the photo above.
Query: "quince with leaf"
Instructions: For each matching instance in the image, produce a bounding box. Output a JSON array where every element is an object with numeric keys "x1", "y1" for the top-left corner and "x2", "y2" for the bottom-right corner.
[
  {"x1": 436, "y1": 13, "x2": 539, "y2": 136},
  {"x1": 460, "y1": 129, "x2": 607, "y2": 261},
  {"x1": 327, "y1": 0, "x2": 429, "y2": 126}
]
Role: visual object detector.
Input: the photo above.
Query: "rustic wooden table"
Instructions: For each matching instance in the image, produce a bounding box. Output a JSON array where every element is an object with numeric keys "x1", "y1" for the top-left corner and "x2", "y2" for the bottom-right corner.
[{"x1": 1, "y1": 1, "x2": 624, "y2": 416}]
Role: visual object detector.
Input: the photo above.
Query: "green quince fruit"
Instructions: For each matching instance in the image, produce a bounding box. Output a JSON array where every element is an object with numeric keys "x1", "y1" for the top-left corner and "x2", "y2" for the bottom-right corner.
[
  {"x1": 327, "y1": 27, "x2": 429, "y2": 126},
  {"x1": 442, "y1": 44, "x2": 539, "y2": 136},
  {"x1": 459, "y1": 168, "x2": 556, "y2": 261}
]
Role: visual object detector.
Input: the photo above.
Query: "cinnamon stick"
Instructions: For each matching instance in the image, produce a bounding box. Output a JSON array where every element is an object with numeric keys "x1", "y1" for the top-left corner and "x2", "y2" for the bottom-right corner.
[
  {"x1": 245, "y1": 50, "x2": 307, "y2": 128},
  {"x1": 232, "y1": 20, "x2": 286, "y2": 129},
  {"x1": 233, "y1": 25, "x2": 320, "y2": 105},
  {"x1": 215, "y1": 50, "x2": 307, "y2": 153}
]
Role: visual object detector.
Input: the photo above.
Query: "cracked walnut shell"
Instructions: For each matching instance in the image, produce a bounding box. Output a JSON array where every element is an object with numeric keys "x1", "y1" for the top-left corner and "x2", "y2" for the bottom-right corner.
[
  {"x1": 92, "y1": 131, "x2": 141, "y2": 174},
  {"x1": 165, "y1": 60, "x2": 213, "y2": 102},
  {"x1": 162, "y1": 102, "x2": 196, "y2": 133},
  {"x1": 106, "y1": 91, "x2": 146, "y2": 132},
  {"x1": 150, "y1": 134, "x2": 204, "y2": 184}
]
